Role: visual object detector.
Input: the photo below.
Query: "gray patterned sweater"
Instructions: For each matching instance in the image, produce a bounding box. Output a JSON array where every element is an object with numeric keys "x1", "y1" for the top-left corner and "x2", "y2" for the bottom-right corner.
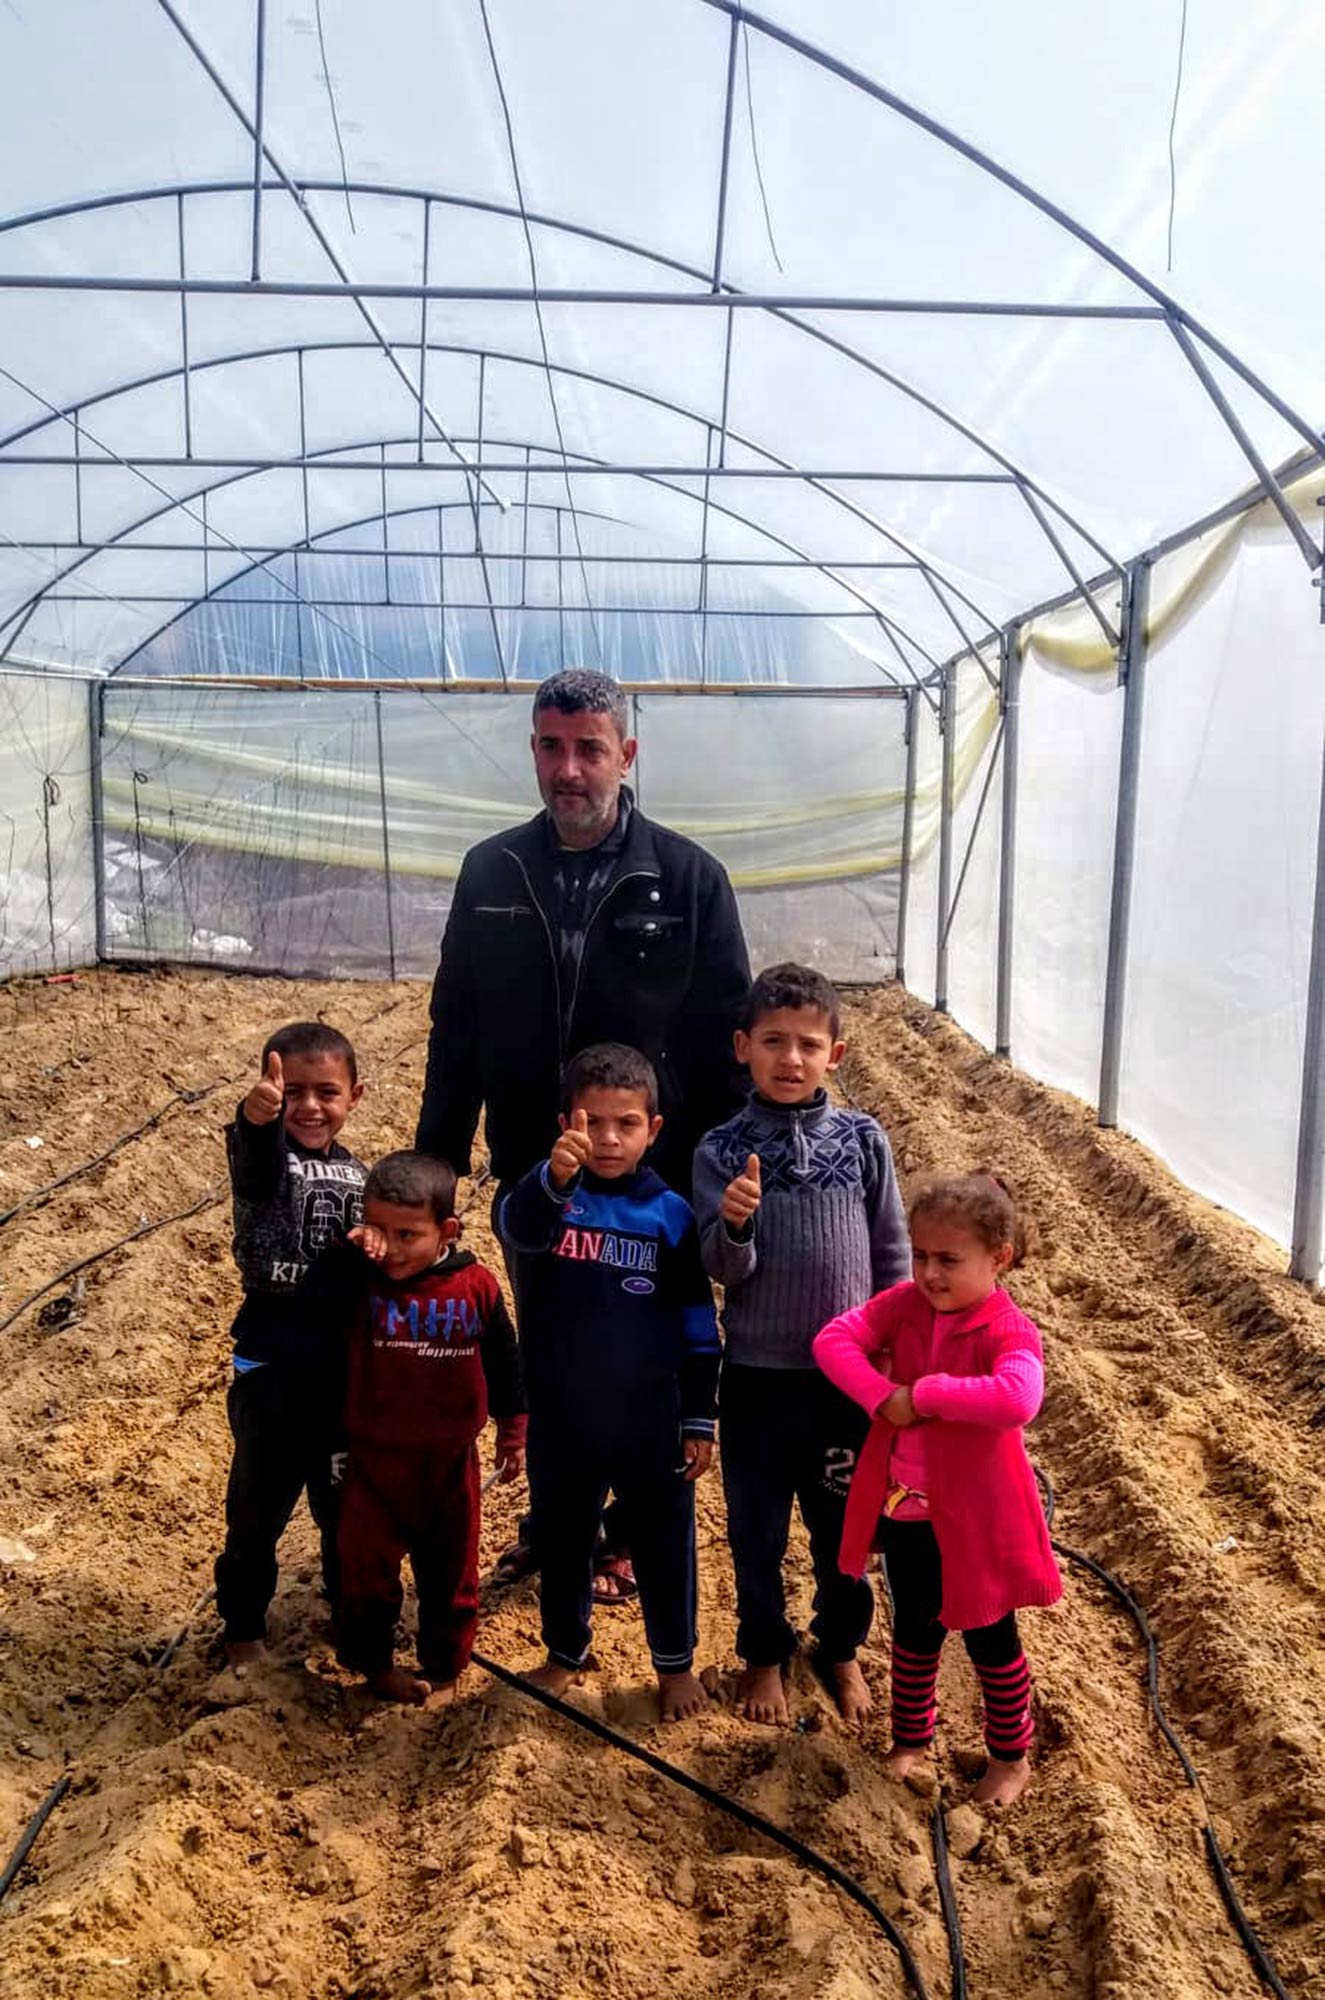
[{"x1": 692, "y1": 1091, "x2": 910, "y2": 1370}]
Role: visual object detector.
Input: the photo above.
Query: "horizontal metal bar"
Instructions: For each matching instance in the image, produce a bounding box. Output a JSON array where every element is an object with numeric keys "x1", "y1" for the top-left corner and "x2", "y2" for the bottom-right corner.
[
  {"x1": 38, "y1": 594, "x2": 905, "y2": 616},
  {"x1": 100, "y1": 672, "x2": 909, "y2": 698},
  {"x1": 0, "y1": 271, "x2": 1168, "y2": 315},
  {"x1": 0, "y1": 453, "x2": 1016, "y2": 481},
  {"x1": 1, "y1": 542, "x2": 924, "y2": 567}
]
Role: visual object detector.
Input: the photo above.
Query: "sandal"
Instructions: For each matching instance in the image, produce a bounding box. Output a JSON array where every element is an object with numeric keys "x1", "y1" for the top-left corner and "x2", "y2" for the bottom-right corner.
[
  {"x1": 491, "y1": 1538, "x2": 539, "y2": 1586},
  {"x1": 591, "y1": 1554, "x2": 639, "y2": 1606}
]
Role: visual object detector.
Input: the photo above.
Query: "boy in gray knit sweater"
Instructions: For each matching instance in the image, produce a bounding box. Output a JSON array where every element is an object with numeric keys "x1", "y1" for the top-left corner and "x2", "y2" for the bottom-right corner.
[{"x1": 693, "y1": 964, "x2": 909, "y2": 1724}]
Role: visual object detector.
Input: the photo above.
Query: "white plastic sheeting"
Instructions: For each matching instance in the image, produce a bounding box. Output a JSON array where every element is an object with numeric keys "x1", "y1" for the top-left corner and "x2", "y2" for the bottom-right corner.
[
  {"x1": 92, "y1": 683, "x2": 909, "y2": 983},
  {"x1": 0, "y1": 671, "x2": 95, "y2": 978},
  {"x1": 919, "y1": 483, "x2": 1325, "y2": 1253},
  {"x1": 0, "y1": 2, "x2": 1321, "y2": 678}
]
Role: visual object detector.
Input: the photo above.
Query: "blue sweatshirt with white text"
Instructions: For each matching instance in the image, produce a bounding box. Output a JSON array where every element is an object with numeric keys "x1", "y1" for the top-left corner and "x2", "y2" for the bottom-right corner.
[{"x1": 499, "y1": 1163, "x2": 720, "y2": 1438}]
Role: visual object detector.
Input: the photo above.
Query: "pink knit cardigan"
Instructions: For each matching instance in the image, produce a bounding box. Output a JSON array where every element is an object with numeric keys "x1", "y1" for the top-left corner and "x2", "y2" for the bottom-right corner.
[{"x1": 813, "y1": 1281, "x2": 1062, "y2": 1632}]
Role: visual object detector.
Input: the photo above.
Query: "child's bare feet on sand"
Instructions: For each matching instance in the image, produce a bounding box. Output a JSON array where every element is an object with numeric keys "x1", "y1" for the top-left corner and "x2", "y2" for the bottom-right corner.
[
  {"x1": 224, "y1": 1638, "x2": 266, "y2": 1676},
  {"x1": 884, "y1": 1743, "x2": 930, "y2": 1782},
  {"x1": 368, "y1": 1665, "x2": 431, "y2": 1705},
  {"x1": 522, "y1": 1658, "x2": 578, "y2": 1698},
  {"x1": 739, "y1": 1663, "x2": 789, "y2": 1725},
  {"x1": 658, "y1": 1669, "x2": 708, "y2": 1722},
  {"x1": 973, "y1": 1755, "x2": 1031, "y2": 1806},
  {"x1": 422, "y1": 1679, "x2": 458, "y2": 1712},
  {"x1": 827, "y1": 1658, "x2": 872, "y2": 1724}
]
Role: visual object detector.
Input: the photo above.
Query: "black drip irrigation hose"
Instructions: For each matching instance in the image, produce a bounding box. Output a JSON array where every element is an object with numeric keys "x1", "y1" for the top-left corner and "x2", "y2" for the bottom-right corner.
[
  {"x1": 1035, "y1": 1467, "x2": 1291, "y2": 2000},
  {"x1": 0, "y1": 1777, "x2": 70, "y2": 1908},
  {"x1": 0, "y1": 1188, "x2": 223, "y2": 1339},
  {"x1": 153, "y1": 1587, "x2": 217, "y2": 1671},
  {"x1": 0, "y1": 1083, "x2": 220, "y2": 1231},
  {"x1": 470, "y1": 1648, "x2": 932, "y2": 2000},
  {"x1": 928, "y1": 1804, "x2": 967, "y2": 2000}
]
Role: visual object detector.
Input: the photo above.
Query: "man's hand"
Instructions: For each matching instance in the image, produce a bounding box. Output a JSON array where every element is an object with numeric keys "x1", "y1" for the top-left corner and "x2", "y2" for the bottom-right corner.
[
  {"x1": 348, "y1": 1224, "x2": 388, "y2": 1262},
  {"x1": 881, "y1": 1384, "x2": 918, "y2": 1428},
  {"x1": 549, "y1": 1107, "x2": 593, "y2": 1189},
  {"x1": 681, "y1": 1436, "x2": 714, "y2": 1482},
  {"x1": 720, "y1": 1153, "x2": 761, "y2": 1229},
  {"x1": 244, "y1": 1050, "x2": 285, "y2": 1126},
  {"x1": 495, "y1": 1442, "x2": 526, "y2": 1484}
]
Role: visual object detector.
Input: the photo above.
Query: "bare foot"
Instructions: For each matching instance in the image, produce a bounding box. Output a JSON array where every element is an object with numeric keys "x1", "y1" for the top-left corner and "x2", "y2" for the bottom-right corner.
[
  {"x1": 422, "y1": 1679, "x2": 458, "y2": 1712},
  {"x1": 368, "y1": 1665, "x2": 432, "y2": 1705},
  {"x1": 738, "y1": 1663, "x2": 789, "y2": 1726},
  {"x1": 973, "y1": 1755, "x2": 1031, "y2": 1806},
  {"x1": 658, "y1": 1669, "x2": 708, "y2": 1722},
  {"x1": 224, "y1": 1638, "x2": 266, "y2": 1677},
  {"x1": 884, "y1": 1743, "x2": 930, "y2": 1782},
  {"x1": 827, "y1": 1657, "x2": 873, "y2": 1724},
  {"x1": 523, "y1": 1658, "x2": 578, "y2": 1698}
]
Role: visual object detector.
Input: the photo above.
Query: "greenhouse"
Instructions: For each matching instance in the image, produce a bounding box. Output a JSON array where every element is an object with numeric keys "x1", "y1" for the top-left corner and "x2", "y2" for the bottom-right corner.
[{"x1": 3, "y1": 7, "x2": 1325, "y2": 1996}]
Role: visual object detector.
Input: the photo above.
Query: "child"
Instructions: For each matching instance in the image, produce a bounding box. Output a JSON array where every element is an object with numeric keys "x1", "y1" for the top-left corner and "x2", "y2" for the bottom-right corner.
[
  {"x1": 692, "y1": 962, "x2": 910, "y2": 1726},
  {"x1": 813, "y1": 1173, "x2": 1062, "y2": 1806},
  {"x1": 499, "y1": 1042, "x2": 720, "y2": 1723},
  {"x1": 214, "y1": 1022, "x2": 368, "y2": 1671},
  {"x1": 310, "y1": 1151, "x2": 526, "y2": 1707}
]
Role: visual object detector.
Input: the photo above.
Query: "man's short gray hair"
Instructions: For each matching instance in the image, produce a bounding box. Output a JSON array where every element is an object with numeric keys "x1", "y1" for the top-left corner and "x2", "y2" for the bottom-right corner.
[{"x1": 531, "y1": 669, "x2": 630, "y2": 741}]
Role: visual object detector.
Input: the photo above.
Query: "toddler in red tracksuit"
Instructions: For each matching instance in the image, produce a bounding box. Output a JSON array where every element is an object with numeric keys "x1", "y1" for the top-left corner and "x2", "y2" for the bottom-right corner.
[{"x1": 306, "y1": 1150, "x2": 526, "y2": 1707}]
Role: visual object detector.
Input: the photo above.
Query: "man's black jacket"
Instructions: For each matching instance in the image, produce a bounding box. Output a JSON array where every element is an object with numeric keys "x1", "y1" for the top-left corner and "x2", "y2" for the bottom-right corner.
[{"x1": 415, "y1": 802, "x2": 751, "y2": 1193}]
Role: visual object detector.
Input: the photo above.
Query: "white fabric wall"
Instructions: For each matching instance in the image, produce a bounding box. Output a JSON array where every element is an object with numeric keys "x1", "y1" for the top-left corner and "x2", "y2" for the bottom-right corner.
[
  {"x1": 0, "y1": 671, "x2": 95, "y2": 977},
  {"x1": 1011, "y1": 660, "x2": 1123, "y2": 1106},
  {"x1": 1120, "y1": 530, "x2": 1325, "y2": 1246}
]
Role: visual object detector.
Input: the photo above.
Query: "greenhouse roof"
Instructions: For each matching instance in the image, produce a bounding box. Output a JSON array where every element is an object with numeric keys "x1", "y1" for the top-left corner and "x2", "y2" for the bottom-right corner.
[{"x1": 0, "y1": 0, "x2": 1321, "y2": 685}]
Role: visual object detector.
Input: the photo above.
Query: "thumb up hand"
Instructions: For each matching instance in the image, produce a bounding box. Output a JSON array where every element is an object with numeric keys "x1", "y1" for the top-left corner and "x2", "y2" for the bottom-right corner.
[
  {"x1": 721, "y1": 1152, "x2": 762, "y2": 1229},
  {"x1": 244, "y1": 1048, "x2": 286, "y2": 1126},
  {"x1": 550, "y1": 1106, "x2": 594, "y2": 1190}
]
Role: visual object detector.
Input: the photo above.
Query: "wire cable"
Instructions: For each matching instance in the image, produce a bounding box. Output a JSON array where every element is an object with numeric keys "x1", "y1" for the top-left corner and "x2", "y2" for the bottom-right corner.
[
  {"x1": 0, "y1": 1776, "x2": 71, "y2": 1907},
  {"x1": 0, "y1": 1188, "x2": 223, "y2": 1339},
  {"x1": 928, "y1": 1804, "x2": 967, "y2": 1999},
  {"x1": 1035, "y1": 1466, "x2": 1291, "y2": 2000},
  {"x1": 470, "y1": 1647, "x2": 932, "y2": 1999}
]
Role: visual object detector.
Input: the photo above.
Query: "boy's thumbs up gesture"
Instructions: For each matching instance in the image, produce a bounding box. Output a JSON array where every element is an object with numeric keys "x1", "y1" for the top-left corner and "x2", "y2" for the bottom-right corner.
[
  {"x1": 721, "y1": 1152, "x2": 762, "y2": 1229},
  {"x1": 550, "y1": 1107, "x2": 594, "y2": 1190},
  {"x1": 244, "y1": 1049, "x2": 286, "y2": 1126}
]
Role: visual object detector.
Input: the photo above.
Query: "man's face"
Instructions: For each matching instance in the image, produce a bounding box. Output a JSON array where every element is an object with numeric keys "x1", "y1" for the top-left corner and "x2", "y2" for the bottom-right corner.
[{"x1": 531, "y1": 705, "x2": 637, "y2": 849}]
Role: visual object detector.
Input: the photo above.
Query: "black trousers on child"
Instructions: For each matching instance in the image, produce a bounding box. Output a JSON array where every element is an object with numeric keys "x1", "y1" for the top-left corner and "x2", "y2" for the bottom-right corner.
[
  {"x1": 214, "y1": 1364, "x2": 341, "y2": 1644},
  {"x1": 527, "y1": 1393, "x2": 696, "y2": 1673},
  {"x1": 880, "y1": 1518, "x2": 1033, "y2": 1758},
  {"x1": 720, "y1": 1363, "x2": 874, "y2": 1668}
]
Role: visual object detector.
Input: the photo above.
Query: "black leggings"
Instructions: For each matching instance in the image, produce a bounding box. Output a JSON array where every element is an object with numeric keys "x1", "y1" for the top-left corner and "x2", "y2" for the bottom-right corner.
[{"x1": 880, "y1": 1518, "x2": 1033, "y2": 1757}]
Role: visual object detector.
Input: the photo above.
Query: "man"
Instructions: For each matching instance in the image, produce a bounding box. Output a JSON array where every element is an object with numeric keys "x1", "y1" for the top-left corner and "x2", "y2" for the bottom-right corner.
[
  {"x1": 416, "y1": 668, "x2": 750, "y2": 1200},
  {"x1": 416, "y1": 668, "x2": 751, "y2": 1597}
]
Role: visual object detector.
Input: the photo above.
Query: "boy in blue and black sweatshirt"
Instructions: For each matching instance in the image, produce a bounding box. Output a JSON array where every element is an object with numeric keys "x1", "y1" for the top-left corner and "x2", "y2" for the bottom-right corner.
[
  {"x1": 693, "y1": 964, "x2": 910, "y2": 1727},
  {"x1": 499, "y1": 1042, "x2": 719, "y2": 1723}
]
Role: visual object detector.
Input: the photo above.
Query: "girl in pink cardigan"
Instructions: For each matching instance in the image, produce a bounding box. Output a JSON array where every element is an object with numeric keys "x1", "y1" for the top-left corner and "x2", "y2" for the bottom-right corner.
[{"x1": 812, "y1": 1174, "x2": 1060, "y2": 1806}]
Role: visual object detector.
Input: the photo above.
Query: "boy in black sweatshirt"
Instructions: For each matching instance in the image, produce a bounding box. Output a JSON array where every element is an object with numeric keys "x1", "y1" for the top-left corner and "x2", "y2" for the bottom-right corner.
[
  {"x1": 499, "y1": 1043, "x2": 720, "y2": 1722},
  {"x1": 214, "y1": 1021, "x2": 367, "y2": 1670}
]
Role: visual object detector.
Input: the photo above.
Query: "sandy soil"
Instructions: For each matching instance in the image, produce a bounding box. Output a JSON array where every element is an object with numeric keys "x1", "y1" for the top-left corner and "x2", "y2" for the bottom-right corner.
[{"x1": 1, "y1": 969, "x2": 1323, "y2": 1999}]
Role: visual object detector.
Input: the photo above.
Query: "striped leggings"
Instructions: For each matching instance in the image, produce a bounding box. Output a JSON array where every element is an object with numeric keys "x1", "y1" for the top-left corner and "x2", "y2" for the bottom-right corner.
[{"x1": 880, "y1": 1519, "x2": 1034, "y2": 1762}]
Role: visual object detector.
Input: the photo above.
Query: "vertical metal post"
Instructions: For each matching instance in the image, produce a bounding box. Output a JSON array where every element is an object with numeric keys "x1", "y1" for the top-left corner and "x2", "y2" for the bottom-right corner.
[
  {"x1": 380, "y1": 445, "x2": 390, "y2": 603},
  {"x1": 88, "y1": 678, "x2": 107, "y2": 961},
  {"x1": 1288, "y1": 540, "x2": 1325, "y2": 1280},
  {"x1": 631, "y1": 692, "x2": 643, "y2": 811},
  {"x1": 416, "y1": 200, "x2": 431, "y2": 463},
  {"x1": 41, "y1": 775, "x2": 58, "y2": 966},
  {"x1": 995, "y1": 626, "x2": 1021, "y2": 1056},
  {"x1": 177, "y1": 193, "x2": 193, "y2": 458},
  {"x1": 250, "y1": 0, "x2": 267, "y2": 282},
  {"x1": 1098, "y1": 558, "x2": 1151, "y2": 1126},
  {"x1": 72, "y1": 411, "x2": 83, "y2": 547},
  {"x1": 895, "y1": 686, "x2": 918, "y2": 986},
  {"x1": 373, "y1": 689, "x2": 397, "y2": 981},
  {"x1": 935, "y1": 660, "x2": 956, "y2": 1011},
  {"x1": 436, "y1": 503, "x2": 448, "y2": 679}
]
